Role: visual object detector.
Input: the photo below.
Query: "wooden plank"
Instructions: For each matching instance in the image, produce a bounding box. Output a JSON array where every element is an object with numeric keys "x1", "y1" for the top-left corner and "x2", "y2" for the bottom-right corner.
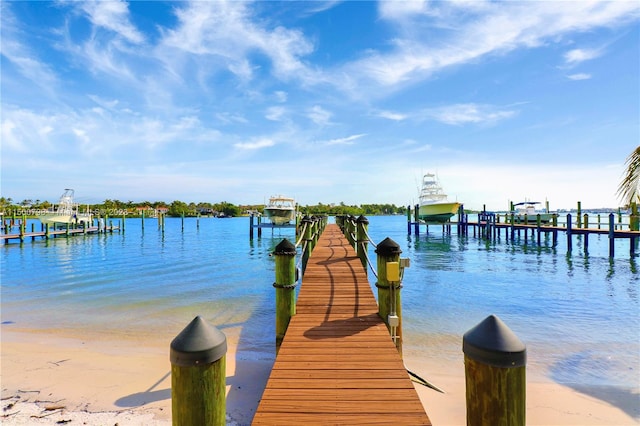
[{"x1": 253, "y1": 223, "x2": 431, "y2": 425}]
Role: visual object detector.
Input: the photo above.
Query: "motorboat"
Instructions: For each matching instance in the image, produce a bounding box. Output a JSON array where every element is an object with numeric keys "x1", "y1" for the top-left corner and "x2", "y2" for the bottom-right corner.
[
  {"x1": 511, "y1": 201, "x2": 553, "y2": 223},
  {"x1": 38, "y1": 189, "x2": 93, "y2": 226},
  {"x1": 263, "y1": 195, "x2": 297, "y2": 225},
  {"x1": 418, "y1": 173, "x2": 461, "y2": 223}
]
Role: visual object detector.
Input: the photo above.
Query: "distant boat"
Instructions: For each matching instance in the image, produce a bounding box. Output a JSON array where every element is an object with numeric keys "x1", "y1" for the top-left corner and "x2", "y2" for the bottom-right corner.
[
  {"x1": 418, "y1": 173, "x2": 461, "y2": 223},
  {"x1": 38, "y1": 189, "x2": 92, "y2": 226},
  {"x1": 263, "y1": 195, "x2": 296, "y2": 225},
  {"x1": 512, "y1": 201, "x2": 553, "y2": 223}
]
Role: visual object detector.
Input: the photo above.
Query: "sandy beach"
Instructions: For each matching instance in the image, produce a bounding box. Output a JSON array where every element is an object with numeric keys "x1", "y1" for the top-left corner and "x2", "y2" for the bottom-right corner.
[{"x1": 1, "y1": 326, "x2": 638, "y2": 425}]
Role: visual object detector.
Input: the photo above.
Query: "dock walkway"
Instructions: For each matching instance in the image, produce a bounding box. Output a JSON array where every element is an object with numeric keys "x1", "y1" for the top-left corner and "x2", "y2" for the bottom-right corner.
[{"x1": 253, "y1": 224, "x2": 431, "y2": 425}]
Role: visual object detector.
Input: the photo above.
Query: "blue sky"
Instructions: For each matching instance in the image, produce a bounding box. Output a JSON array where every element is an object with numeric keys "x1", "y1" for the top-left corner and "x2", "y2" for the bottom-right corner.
[{"x1": 1, "y1": 1, "x2": 639, "y2": 210}]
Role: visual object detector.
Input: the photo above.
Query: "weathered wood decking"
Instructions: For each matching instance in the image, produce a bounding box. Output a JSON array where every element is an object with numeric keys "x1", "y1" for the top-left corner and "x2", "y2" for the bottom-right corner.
[{"x1": 253, "y1": 224, "x2": 431, "y2": 425}]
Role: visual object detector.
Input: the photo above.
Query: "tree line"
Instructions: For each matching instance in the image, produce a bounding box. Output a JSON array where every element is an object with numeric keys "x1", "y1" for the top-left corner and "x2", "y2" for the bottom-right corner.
[{"x1": 0, "y1": 197, "x2": 408, "y2": 218}]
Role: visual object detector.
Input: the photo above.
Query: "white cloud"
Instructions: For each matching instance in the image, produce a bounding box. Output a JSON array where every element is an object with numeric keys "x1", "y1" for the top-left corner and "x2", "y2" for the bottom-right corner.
[
  {"x1": 325, "y1": 134, "x2": 366, "y2": 145},
  {"x1": 567, "y1": 73, "x2": 592, "y2": 81},
  {"x1": 307, "y1": 106, "x2": 332, "y2": 126},
  {"x1": 338, "y1": 1, "x2": 640, "y2": 92},
  {"x1": 234, "y1": 139, "x2": 275, "y2": 150},
  {"x1": 265, "y1": 106, "x2": 287, "y2": 121},
  {"x1": 79, "y1": 0, "x2": 144, "y2": 44},
  {"x1": 159, "y1": 1, "x2": 316, "y2": 82},
  {"x1": 377, "y1": 110, "x2": 407, "y2": 121},
  {"x1": 423, "y1": 103, "x2": 516, "y2": 125},
  {"x1": 564, "y1": 48, "x2": 601, "y2": 66}
]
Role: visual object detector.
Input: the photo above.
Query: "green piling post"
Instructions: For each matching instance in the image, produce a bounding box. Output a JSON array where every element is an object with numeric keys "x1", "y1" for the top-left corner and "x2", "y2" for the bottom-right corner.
[
  {"x1": 583, "y1": 213, "x2": 588, "y2": 230},
  {"x1": 463, "y1": 315, "x2": 526, "y2": 426},
  {"x1": 170, "y1": 316, "x2": 227, "y2": 426},
  {"x1": 142, "y1": 210, "x2": 145, "y2": 232},
  {"x1": 376, "y1": 237, "x2": 403, "y2": 355},
  {"x1": 356, "y1": 215, "x2": 369, "y2": 270},
  {"x1": 631, "y1": 202, "x2": 639, "y2": 231},
  {"x1": 301, "y1": 216, "x2": 313, "y2": 270},
  {"x1": 577, "y1": 201, "x2": 582, "y2": 228},
  {"x1": 273, "y1": 239, "x2": 297, "y2": 352}
]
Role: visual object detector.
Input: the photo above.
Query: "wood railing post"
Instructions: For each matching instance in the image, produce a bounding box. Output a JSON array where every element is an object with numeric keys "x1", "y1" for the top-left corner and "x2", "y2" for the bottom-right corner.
[
  {"x1": 170, "y1": 316, "x2": 227, "y2": 426},
  {"x1": 463, "y1": 315, "x2": 526, "y2": 426},
  {"x1": 273, "y1": 239, "x2": 297, "y2": 352},
  {"x1": 376, "y1": 237, "x2": 403, "y2": 355},
  {"x1": 356, "y1": 215, "x2": 369, "y2": 270},
  {"x1": 301, "y1": 216, "x2": 313, "y2": 270}
]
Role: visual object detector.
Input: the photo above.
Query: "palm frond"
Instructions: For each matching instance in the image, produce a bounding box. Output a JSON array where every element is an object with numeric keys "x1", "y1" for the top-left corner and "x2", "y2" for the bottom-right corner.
[{"x1": 617, "y1": 146, "x2": 640, "y2": 205}]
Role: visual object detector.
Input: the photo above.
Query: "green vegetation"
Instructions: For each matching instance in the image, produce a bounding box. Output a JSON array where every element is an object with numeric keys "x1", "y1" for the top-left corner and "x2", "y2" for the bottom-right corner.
[
  {"x1": 0, "y1": 196, "x2": 407, "y2": 218},
  {"x1": 617, "y1": 145, "x2": 640, "y2": 207}
]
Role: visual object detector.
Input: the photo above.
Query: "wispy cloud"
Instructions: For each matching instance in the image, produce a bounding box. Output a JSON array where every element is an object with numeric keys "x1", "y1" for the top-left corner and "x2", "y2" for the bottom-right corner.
[
  {"x1": 158, "y1": 1, "x2": 316, "y2": 83},
  {"x1": 423, "y1": 104, "x2": 517, "y2": 126},
  {"x1": 337, "y1": 1, "x2": 639, "y2": 93},
  {"x1": 234, "y1": 138, "x2": 275, "y2": 150},
  {"x1": 377, "y1": 110, "x2": 407, "y2": 121},
  {"x1": 564, "y1": 48, "x2": 602, "y2": 66},
  {"x1": 325, "y1": 134, "x2": 366, "y2": 145},
  {"x1": 307, "y1": 106, "x2": 332, "y2": 126},
  {"x1": 79, "y1": 0, "x2": 144, "y2": 44},
  {"x1": 567, "y1": 73, "x2": 592, "y2": 81}
]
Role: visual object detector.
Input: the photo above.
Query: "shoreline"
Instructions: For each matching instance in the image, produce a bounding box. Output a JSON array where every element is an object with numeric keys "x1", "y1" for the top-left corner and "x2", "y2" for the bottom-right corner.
[{"x1": 2, "y1": 326, "x2": 638, "y2": 425}]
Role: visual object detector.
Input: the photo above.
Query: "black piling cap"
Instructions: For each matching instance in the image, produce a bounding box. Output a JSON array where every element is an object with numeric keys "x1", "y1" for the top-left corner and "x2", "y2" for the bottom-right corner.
[
  {"x1": 170, "y1": 316, "x2": 227, "y2": 367},
  {"x1": 463, "y1": 314, "x2": 526, "y2": 368},
  {"x1": 356, "y1": 215, "x2": 369, "y2": 224},
  {"x1": 375, "y1": 237, "x2": 402, "y2": 256},
  {"x1": 274, "y1": 238, "x2": 296, "y2": 255}
]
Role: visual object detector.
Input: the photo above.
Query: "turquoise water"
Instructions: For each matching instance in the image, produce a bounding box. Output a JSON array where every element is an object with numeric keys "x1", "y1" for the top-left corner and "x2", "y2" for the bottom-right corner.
[{"x1": 2, "y1": 215, "x2": 638, "y2": 394}]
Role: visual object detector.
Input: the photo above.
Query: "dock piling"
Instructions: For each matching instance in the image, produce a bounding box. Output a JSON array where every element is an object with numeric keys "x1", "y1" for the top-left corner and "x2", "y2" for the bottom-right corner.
[
  {"x1": 375, "y1": 237, "x2": 403, "y2": 355},
  {"x1": 170, "y1": 316, "x2": 227, "y2": 426},
  {"x1": 463, "y1": 315, "x2": 526, "y2": 426},
  {"x1": 273, "y1": 238, "x2": 297, "y2": 352}
]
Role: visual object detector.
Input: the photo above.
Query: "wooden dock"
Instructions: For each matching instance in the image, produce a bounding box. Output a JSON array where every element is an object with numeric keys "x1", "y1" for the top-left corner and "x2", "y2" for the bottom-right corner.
[
  {"x1": 253, "y1": 224, "x2": 431, "y2": 425},
  {"x1": 1, "y1": 225, "x2": 120, "y2": 243}
]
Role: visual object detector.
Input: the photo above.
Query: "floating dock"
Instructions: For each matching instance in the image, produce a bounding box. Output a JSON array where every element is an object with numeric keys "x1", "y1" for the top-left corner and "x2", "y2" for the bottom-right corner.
[{"x1": 253, "y1": 224, "x2": 431, "y2": 425}]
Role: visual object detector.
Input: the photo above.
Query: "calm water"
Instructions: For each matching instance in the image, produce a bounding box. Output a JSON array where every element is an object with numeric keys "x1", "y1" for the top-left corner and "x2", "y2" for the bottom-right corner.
[{"x1": 1, "y1": 215, "x2": 638, "y2": 393}]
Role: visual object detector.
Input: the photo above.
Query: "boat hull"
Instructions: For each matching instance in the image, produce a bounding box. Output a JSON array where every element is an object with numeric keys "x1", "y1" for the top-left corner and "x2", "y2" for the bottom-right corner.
[
  {"x1": 264, "y1": 209, "x2": 296, "y2": 225},
  {"x1": 513, "y1": 213, "x2": 553, "y2": 224},
  {"x1": 418, "y1": 202, "x2": 460, "y2": 223},
  {"x1": 39, "y1": 214, "x2": 92, "y2": 225}
]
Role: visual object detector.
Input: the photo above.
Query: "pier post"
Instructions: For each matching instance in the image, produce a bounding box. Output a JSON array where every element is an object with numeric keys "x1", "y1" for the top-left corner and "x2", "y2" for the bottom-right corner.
[
  {"x1": 510, "y1": 213, "x2": 515, "y2": 242},
  {"x1": 631, "y1": 202, "x2": 639, "y2": 231},
  {"x1": 407, "y1": 206, "x2": 411, "y2": 235},
  {"x1": 414, "y1": 204, "x2": 420, "y2": 235},
  {"x1": 170, "y1": 316, "x2": 227, "y2": 426},
  {"x1": 375, "y1": 237, "x2": 403, "y2": 355},
  {"x1": 249, "y1": 214, "x2": 254, "y2": 239},
  {"x1": 583, "y1": 214, "x2": 588, "y2": 230},
  {"x1": 301, "y1": 216, "x2": 313, "y2": 270},
  {"x1": 142, "y1": 210, "x2": 145, "y2": 232},
  {"x1": 463, "y1": 315, "x2": 526, "y2": 426},
  {"x1": 609, "y1": 213, "x2": 615, "y2": 258},
  {"x1": 258, "y1": 215, "x2": 262, "y2": 238},
  {"x1": 356, "y1": 215, "x2": 369, "y2": 270},
  {"x1": 566, "y1": 214, "x2": 573, "y2": 252},
  {"x1": 577, "y1": 201, "x2": 582, "y2": 228},
  {"x1": 273, "y1": 239, "x2": 297, "y2": 352}
]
